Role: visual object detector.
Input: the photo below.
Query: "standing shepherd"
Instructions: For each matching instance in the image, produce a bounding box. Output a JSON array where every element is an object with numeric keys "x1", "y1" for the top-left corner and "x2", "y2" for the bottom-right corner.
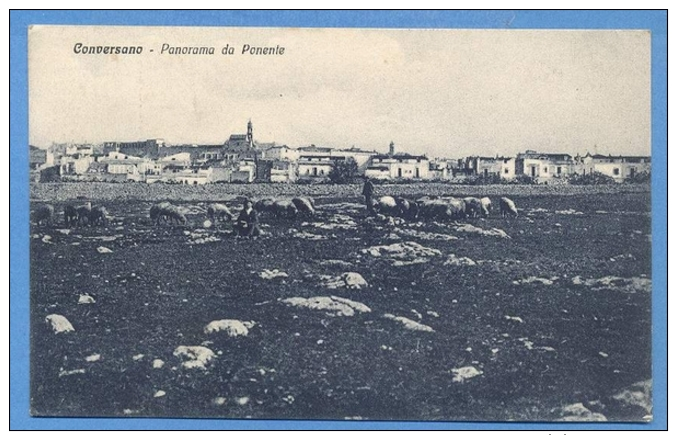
[
  {"x1": 362, "y1": 176, "x2": 375, "y2": 214},
  {"x1": 235, "y1": 198, "x2": 261, "y2": 238}
]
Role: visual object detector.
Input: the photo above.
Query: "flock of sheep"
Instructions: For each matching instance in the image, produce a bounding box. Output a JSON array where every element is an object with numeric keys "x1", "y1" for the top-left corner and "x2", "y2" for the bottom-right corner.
[
  {"x1": 370, "y1": 195, "x2": 518, "y2": 221},
  {"x1": 32, "y1": 202, "x2": 109, "y2": 227},
  {"x1": 31, "y1": 194, "x2": 518, "y2": 228}
]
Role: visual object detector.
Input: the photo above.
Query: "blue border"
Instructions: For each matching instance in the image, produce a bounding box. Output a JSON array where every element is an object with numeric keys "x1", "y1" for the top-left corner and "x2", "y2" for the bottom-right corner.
[{"x1": 10, "y1": 10, "x2": 667, "y2": 430}]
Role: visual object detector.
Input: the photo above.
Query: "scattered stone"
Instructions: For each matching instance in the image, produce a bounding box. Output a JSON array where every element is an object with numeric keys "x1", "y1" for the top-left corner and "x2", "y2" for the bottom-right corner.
[
  {"x1": 41, "y1": 235, "x2": 53, "y2": 244},
  {"x1": 96, "y1": 246, "x2": 113, "y2": 254},
  {"x1": 152, "y1": 359, "x2": 165, "y2": 369},
  {"x1": 427, "y1": 310, "x2": 440, "y2": 318},
  {"x1": 384, "y1": 232, "x2": 402, "y2": 241},
  {"x1": 444, "y1": 254, "x2": 476, "y2": 266},
  {"x1": 45, "y1": 314, "x2": 74, "y2": 334},
  {"x1": 450, "y1": 366, "x2": 483, "y2": 383},
  {"x1": 58, "y1": 368, "x2": 86, "y2": 377},
  {"x1": 362, "y1": 241, "x2": 441, "y2": 266},
  {"x1": 154, "y1": 390, "x2": 166, "y2": 398},
  {"x1": 599, "y1": 351, "x2": 609, "y2": 358},
  {"x1": 56, "y1": 229, "x2": 71, "y2": 235},
  {"x1": 281, "y1": 296, "x2": 371, "y2": 317},
  {"x1": 308, "y1": 214, "x2": 357, "y2": 230},
  {"x1": 132, "y1": 354, "x2": 145, "y2": 361},
  {"x1": 78, "y1": 294, "x2": 95, "y2": 304},
  {"x1": 555, "y1": 209, "x2": 584, "y2": 215},
  {"x1": 259, "y1": 269, "x2": 289, "y2": 280},
  {"x1": 235, "y1": 396, "x2": 250, "y2": 406},
  {"x1": 320, "y1": 259, "x2": 354, "y2": 268},
  {"x1": 555, "y1": 403, "x2": 607, "y2": 421},
  {"x1": 204, "y1": 319, "x2": 251, "y2": 337},
  {"x1": 292, "y1": 231, "x2": 328, "y2": 241},
  {"x1": 173, "y1": 345, "x2": 216, "y2": 370},
  {"x1": 383, "y1": 314, "x2": 434, "y2": 333},
  {"x1": 85, "y1": 354, "x2": 101, "y2": 362},
  {"x1": 213, "y1": 397, "x2": 227, "y2": 406},
  {"x1": 571, "y1": 276, "x2": 651, "y2": 293},
  {"x1": 394, "y1": 227, "x2": 458, "y2": 241},
  {"x1": 452, "y1": 224, "x2": 510, "y2": 239},
  {"x1": 513, "y1": 276, "x2": 555, "y2": 285},
  {"x1": 319, "y1": 272, "x2": 368, "y2": 290},
  {"x1": 504, "y1": 315, "x2": 524, "y2": 324}
]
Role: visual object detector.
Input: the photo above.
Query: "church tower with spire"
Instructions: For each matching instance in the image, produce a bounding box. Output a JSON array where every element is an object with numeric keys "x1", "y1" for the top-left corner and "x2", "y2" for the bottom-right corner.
[{"x1": 246, "y1": 119, "x2": 254, "y2": 148}]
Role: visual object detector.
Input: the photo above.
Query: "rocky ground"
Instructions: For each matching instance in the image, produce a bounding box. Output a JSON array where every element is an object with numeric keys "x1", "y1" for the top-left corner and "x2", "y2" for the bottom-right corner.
[{"x1": 29, "y1": 184, "x2": 652, "y2": 421}]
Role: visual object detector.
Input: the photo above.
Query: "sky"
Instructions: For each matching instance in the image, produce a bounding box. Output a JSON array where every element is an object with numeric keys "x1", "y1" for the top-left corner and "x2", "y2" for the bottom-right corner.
[{"x1": 28, "y1": 26, "x2": 651, "y2": 158}]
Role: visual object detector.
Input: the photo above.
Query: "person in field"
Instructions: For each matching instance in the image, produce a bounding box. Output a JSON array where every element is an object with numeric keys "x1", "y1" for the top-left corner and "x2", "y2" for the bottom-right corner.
[
  {"x1": 362, "y1": 177, "x2": 375, "y2": 214},
  {"x1": 235, "y1": 198, "x2": 261, "y2": 238}
]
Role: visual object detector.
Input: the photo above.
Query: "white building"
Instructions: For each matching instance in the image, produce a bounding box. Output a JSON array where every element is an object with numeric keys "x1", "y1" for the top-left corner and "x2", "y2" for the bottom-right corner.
[
  {"x1": 515, "y1": 151, "x2": 574, "y2": 183},
  {"x1": 263, "y1": 145, "x2": 300, "y2": 161},
  {"x1": 365, "y1": 153, "x2": 430, "y2": 180}
]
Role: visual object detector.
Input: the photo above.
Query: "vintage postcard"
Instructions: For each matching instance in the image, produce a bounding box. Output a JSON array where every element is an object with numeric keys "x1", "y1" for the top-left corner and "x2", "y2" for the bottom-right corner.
[{"x1": 28, "y1": 25, "x2": 652, "y2": 421}]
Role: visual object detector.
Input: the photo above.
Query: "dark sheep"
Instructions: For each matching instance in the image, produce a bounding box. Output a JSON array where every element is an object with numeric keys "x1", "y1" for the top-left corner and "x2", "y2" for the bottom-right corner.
[
  {"x1": 463, "y1": 197, "x2": 483, "y2": 218},
  {"x1": 272, "y1": 200, "x2": 298, "y2": 219},
  {"x1": 75, "y1": 202, "x2": 92, "y2": 226},
  {"x1": 89, "y1": 205, "x2": 109, "y2": 226},
  {"x1": 396, "y1": 197, "x2": 419, "y2": 220},
  {"x1": 149, "y1": 202, "x2": 172, "y2": 225},
  {"x1": 254, "y1": 198, "x2": 276, "y2": 214},
  {"x1": 64, "y1": 205, "x2": 78, "y2": 227},
  {"x1": 34, "y1": 204, "x2": 54, "y2": 226}
]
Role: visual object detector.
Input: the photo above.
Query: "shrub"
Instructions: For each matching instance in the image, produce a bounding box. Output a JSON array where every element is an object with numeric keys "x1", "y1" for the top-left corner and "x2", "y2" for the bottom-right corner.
[
  {"x1": 328, "y1": 158, "x2": 359, "y2": 184},
  {"x1": 567, "y1": 172, "x2": 616, "y2": 185},
  {"x1": 624, "y1": 170, "x2": 651, "y2": 184}
]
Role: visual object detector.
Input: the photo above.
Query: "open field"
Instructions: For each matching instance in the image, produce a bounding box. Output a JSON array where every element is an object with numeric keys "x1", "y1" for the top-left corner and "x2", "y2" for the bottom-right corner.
[{"x1": 30, "y1": 183, "x2": 652, "y2": 421}]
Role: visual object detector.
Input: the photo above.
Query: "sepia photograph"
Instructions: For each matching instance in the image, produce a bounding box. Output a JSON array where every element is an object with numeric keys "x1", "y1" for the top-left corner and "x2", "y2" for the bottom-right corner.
[{"x1": 21, "y1": 17, "x2": 660, "y2": 425}]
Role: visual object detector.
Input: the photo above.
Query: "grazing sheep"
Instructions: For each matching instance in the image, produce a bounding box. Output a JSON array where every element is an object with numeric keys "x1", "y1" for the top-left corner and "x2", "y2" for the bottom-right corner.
[
  {"x1": 207, "y1": 203, "x2": 234, "y2": 222},
  {"x1": 291, "y1": 197, "x2": 315, "y2": 216},
  {"x1": 272, "y1": 200, "x2": 298, "y2": 219},
  {"x1": 374, "y1": 196, "x2": 400, "y2": 217},
  {"x1": 89, "y1": 205, "x2": 109, "y2": 226},
  {"x1": 254, "y1": 198, "x2": 276, "y2": 214},
  {"x1": 463, "y1": 197, "x2": 483, "y2": 218},
  {"x1": 64, "y1": 205, "x2": 78, "y2": 227},
  {"x1": 75, "y1": 202, "x2": 92, "y2": 226},
  {"x1": 149, "y1": 202, "x2": 172, "y2": 225},
  {"x1": 395, "y1": 197, "x2": 419, "y2": 220},
  {"x1": 480, "y1": 197, "x2": 492, "y2": 217},
  {"x1": 34, "y1": 204, "x2": 54, "y2": 226},
  {"x1": 499, "y1": 197, "x2": 518, "y2": 218},
  {"x1": 417, "y1": 198, "x2": 466, "y2": 221},
  {"x1": 162, "y1": 205, "x2": 187, "y2": 225}
]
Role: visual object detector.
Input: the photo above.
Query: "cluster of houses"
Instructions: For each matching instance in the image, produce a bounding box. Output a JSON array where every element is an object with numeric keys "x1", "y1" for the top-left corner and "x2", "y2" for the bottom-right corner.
[{"x1": 29, "y1": 121, "x2": 651, "y2": 185}]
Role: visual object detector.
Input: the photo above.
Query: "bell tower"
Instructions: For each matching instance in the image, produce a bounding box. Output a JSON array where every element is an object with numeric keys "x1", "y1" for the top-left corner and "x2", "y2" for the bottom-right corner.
[
  {"x1": 389, "y1": 141, "x2": 395, "y2": 156},
  {"x1": 246, "y1": 119, "x2": 253, "y2": 148}
]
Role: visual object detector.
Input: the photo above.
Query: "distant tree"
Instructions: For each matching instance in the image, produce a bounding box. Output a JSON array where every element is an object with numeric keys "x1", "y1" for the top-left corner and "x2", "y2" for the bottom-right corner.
[
  {"x1": 624, "y1": 170, "x2": 651, "y2": 184},
  {"x1": 567, "y1": 172, "x2": 616, "y2": 185},
  {"x1": 328, "y1": 158, "x2": 360, "y2": 184}
]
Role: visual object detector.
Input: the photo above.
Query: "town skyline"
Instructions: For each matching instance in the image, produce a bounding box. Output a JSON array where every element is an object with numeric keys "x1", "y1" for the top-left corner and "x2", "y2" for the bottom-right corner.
[{"x1": 29, "y1": 26, "x2": 651, "y2": 158}]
